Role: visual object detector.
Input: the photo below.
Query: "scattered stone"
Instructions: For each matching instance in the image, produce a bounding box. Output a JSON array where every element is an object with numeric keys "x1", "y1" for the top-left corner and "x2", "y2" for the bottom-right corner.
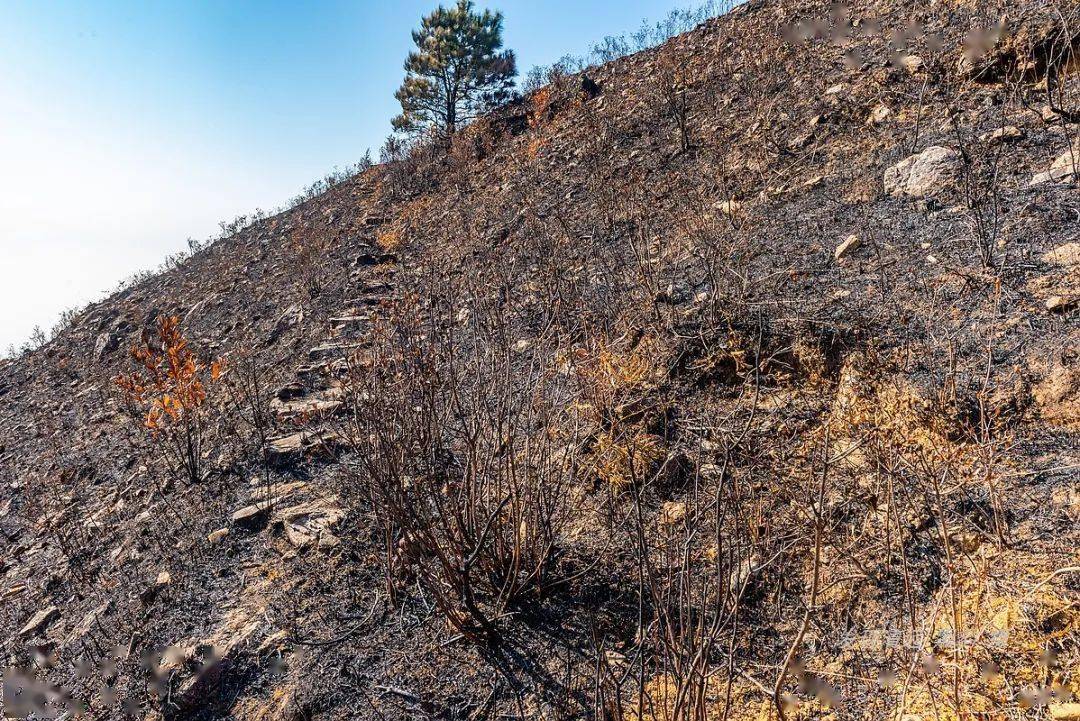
[
  {"x1": 834, "y1": 234, "x2": 862, "y2": 261},
  {"x1": 1043, "y1": 242, "x2": 1080, "y2": 267},
  {"x1": 1050, "y1": 704, "x2": 1080, "y2": 721},
  {"x1": 278, "y1": 498, "x2": 344, "y2": 550},
  {"x1": 267, "y1": 304, "x2": 304, "y2": 344},
  {"x1": 1046, "y1": 295, "x2": 1074, "y2": 313},
  {"x1": 93, "y1": 333, "x2": 119, "y2": 363},
  {"x1": 270, "y1": 395, "x2": 344, "y2": 421},
  {"x1": 1031, "y1": 143, "x2": 1080, "y2": 186},
  {"x1": 208, "y1": 528, "x2": 230, "y2": 544},
  {"x1": 897, "y1": 54, "x2": 924, "y2": 73},
  {"x1": 980, "y1": 126, "x2": 1023, "y2": 144},
  {"x1": 884, "y1": 146, "x2": 961, "y2": 198},
  {"x1": 20, "y1": 606, "x2": 60, "y2": 638},
  {"x1": 141, "y1": 571, "x2": 172, "y2": 604},
  {"x1": 181, "y1": 297, "x2": 210, "y2": 327},
  {"x1": 2, "y1": 583, "x2": 27, "y2": 602},
  {"x1": 232, "y1": 499, "x2": 279, "y2": 529},
  {"x1": 308, "y1": 343, "x2": 363, "y2": 362},
  {"x1": 716, "y1": 199, "x2": 742, "y2": 216},
  {"x1": 824, "y1": 83, "x2": 845, "y2": 96},
  {"x1": 660, "y1": 501, "x2": 687, "y2": 526},
  {"x1": 867, "y1": 103, "x2": 892, "y2": 125}
]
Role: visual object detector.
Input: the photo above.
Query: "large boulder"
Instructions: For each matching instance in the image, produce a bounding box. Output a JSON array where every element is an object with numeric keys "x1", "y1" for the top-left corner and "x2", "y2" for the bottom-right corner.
[{"x1": 884, "y1": 146, "x2": 961, "y2": 198}]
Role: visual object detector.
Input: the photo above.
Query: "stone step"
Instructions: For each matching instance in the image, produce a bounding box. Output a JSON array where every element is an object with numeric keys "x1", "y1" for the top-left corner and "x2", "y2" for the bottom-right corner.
[
  {"x1": 275, "y1": 382, "x2": 307, "y2": 401},
  {"x1": 270, "y1": 395, "x2": 345, "y2": 422},
  {"x1": 308, "y1": 343, "x2": 366, "y2": 362},
  {"x1": 266, "y1": 429, "x2": 347, "y2": 466},
  {"x1": 362, "y1": 282, "x2": 394, "y2": 295},
  {"x1": 355, "y1": 252, "x2": 397, "y2": 267},
  {"x1": 348, "y1": 297, "x2": 386, "y2": 309},
  {"x1": 329, "y1": 315, "x2": 371, "y2": 329},
  {"x1": 295, "y1": 363, "x2": 330, "y2": 387}
]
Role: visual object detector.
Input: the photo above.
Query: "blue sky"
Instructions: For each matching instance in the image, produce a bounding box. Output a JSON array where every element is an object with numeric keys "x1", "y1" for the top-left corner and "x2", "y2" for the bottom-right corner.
[{"x1": 0, "y1": 0, "x2": 699, "y2": 353}]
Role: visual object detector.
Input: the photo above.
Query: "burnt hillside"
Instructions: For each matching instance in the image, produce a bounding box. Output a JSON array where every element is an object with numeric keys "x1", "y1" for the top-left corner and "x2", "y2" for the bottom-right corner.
[{"x1": 1, "y1": 1, "x2": 1078, "y2": 719}]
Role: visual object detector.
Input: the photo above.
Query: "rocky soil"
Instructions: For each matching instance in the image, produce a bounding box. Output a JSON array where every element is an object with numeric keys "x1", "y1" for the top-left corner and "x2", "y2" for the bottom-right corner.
[{"x1": 1, "y1": 0, "x2": 1078, "y2": 719}]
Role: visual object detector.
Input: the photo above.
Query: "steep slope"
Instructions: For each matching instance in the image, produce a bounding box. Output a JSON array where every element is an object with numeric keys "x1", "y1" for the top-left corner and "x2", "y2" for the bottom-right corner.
[{"x1": 2, "y1": 1, "x2": 1078, "y2": 719}]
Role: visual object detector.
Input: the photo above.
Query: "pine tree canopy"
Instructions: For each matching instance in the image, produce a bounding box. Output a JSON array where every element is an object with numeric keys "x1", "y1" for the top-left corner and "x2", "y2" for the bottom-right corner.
[{"x1": 393, "y1": 0, "x2": 517, "y2": 139}]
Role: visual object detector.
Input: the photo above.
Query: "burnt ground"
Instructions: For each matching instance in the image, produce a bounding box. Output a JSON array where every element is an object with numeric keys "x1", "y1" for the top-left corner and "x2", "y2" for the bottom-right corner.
[{"x1": 1, "y1": 1, "x2": 1079, "y2": 719}]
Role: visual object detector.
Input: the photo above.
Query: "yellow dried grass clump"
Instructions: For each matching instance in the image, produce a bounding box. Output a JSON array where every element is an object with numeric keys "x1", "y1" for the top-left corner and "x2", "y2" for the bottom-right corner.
[
  {"x1": 829, "y1": 356, "x2": 975, "y2": 474},
  {"x1": 376, "y1": 227, "x2": 403, "y2": 252},
  {"x1": 580, "y1": 338, "x2": 657, "y2": 405},
  {"x1": 621, "y1": 673, "x2": 814, "y2": 721},
  {"x1": 591, "y1": 428, "x2": 666, "y2": 489}
]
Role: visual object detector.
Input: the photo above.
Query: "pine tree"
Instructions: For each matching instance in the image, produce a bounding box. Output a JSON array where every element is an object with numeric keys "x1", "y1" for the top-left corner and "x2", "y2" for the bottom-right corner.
[{"x1": 393, "y1": 1, "x2": 516, "y2": 140}]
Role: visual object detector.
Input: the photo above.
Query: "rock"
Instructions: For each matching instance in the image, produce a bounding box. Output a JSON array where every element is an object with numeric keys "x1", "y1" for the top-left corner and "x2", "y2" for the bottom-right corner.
[
  {"x1": 267, "y1": 304, "x2": 303, "y2": 344},
  {"x1": 267, "y1": 433, "x2": 305, "y2": 462},
  {"x1": 1050, "y1": 704, "x2": 1080, "y2": 721},
  {"x1": 834, "y1": 234, "x2": 862, "y2": 261},
  {"x1": 232, "y1": 499, "x2": 279, "y2": 529},
  {"x1": 1033, "y1": 363, "x2": 1080, "y2": 428},
  {"x1": 1046, "y1": 296, "x2": 1074, "y2": 313},
  {"x1": 275, "y1": 382, "x2": 306, "y2": 401},
  {"x1": 898, "y1": 54, "x2": 924, "y2": 73},
  {"x1": 256, "y1": 630, "x2": 289, "y2": 655},
  {"x1": 1043, "y1": 242, "x2": 1080, "y2": 267},
  {"x1": 824, "y1": 83, "x2": 845, "y2": 96},
  {"x1": 1031, "y1": 143, "x2": 1080, "y2": 186},
  {"x1": 266, "y1": 430, "x2": 346, "y2": 465},
  {"x1": 19, "y1": 606, "x2": 60, "y2": 638},
  {"x1": 867, "y1": 103, "x2": 892, "y2": 125},
  {"x1": 660, "y1": 501, "x2": 687, "y2": 526},
  {"x1": 716, "y1": 199, "x2": 742, "y2": 216},
  {"x1": 207, "y1": 528, "x2": 230, "y2": 544},
  {"x1": 308, "y1": 343, "x2": 363, "y2": 362},
  {"x1": 270, "y1": 395, "x2": 344, "y2": 421},
  {"x1": 884, "y1": 146, "x2": 961, "y2": 198},
  {"x1": 278, "y1": 497, "x2": 344, "y2": 550},
  {"x1": 329, "y1": 315, "x2": 370, "y2": 330},
  {"x1": 355, "y1": 252, "x2": 397, "y2": 267},
  {"x1": 729, "y1": 555, "x2": 760, "y2": 593},
  {"x1": 93, "y1": 333, "x2": 119, "y2": 363},
  {"x1": 980, "y1": 126, "x2": 1023, "y2": 144}
]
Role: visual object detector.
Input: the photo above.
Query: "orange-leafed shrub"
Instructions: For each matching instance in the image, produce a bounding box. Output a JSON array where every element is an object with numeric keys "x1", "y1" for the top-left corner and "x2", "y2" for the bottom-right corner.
[
  {"x1": 115, "y1": 316, "x2": 224, "y2": 485},
  {"x1": 529, "y1": 87, "x2": 553, "y2": 129}
]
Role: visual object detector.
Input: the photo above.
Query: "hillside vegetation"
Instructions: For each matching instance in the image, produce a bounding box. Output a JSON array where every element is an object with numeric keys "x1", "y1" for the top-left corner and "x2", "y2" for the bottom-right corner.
[{"x1": 1, "y1": 0, "x2": 1078, "y2": 719}]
